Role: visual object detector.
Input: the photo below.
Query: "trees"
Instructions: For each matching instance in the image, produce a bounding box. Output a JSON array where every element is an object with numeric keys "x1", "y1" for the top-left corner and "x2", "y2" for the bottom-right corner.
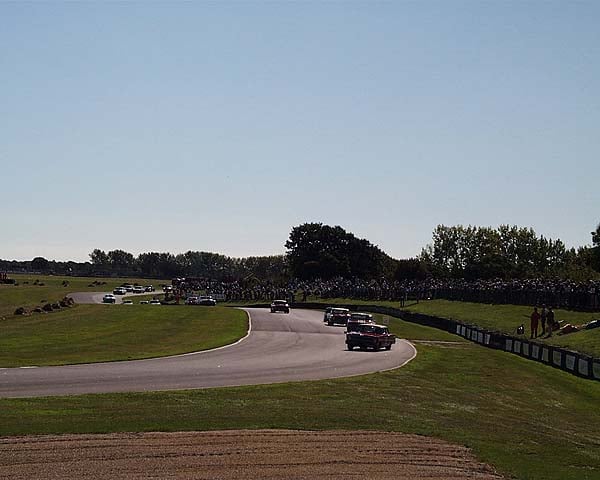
[
  {"x1": 285, "y1": 223, "x2": 396, "y2": 280},
  {"x1": 592, "y1": 223, "x2": 600, "y2": 247},
  {"x1": 420, "y1": 224, "x2": 577, "y2": 279},
  {"x1": 107, "y1": 250, "x2": 135, "y2": 275},
  {"x1": 394, "y1": 258, "x2": 429, "y2": 281},
  {"x1": 31, "y1": 257, "x2": 50, "y2": 272},
  {"x1": 89, "y1": 249, "x2": 109, "y2": 270},
  {"x1": 90, "y1": 249, "x2": 135, "y2": 276},
  {"x1": 591, "y1": 223, "x2": 600, "y2": 272}
]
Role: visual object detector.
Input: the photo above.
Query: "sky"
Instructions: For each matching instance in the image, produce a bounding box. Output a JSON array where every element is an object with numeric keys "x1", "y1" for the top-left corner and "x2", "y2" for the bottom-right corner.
[{"x1": 1, "y1": 1, "x2": 599, "y2": 262}]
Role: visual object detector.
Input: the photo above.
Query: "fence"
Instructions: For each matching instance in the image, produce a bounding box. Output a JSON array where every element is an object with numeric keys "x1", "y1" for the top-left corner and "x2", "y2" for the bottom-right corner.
[{"x1": 289, "y1": 302, "x2": 600, "y2": 382}]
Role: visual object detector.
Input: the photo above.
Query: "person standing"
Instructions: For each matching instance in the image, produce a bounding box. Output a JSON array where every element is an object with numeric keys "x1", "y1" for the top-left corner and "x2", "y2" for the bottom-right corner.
[
  {"x1": 530, "y1": 307, "x2": 540, "y2": 339},
  {"x1": 547, "y1": 307, "x2": 555, "y2": 337},
  {"x1": 540, "y1": 305, "x2": 547, "y2": 335}
]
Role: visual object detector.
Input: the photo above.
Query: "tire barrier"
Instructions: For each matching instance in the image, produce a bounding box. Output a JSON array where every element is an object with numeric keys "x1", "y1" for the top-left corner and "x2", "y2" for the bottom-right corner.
[
  {"x1": 447, "y1": 322, "x2": 599, "y2": 381},
  {"x1": 290, "y1": 302, "x2": 600, "y2": 382}
]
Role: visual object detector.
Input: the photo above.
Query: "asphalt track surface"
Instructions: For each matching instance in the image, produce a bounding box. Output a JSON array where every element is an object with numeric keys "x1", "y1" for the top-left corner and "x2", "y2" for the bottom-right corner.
[{"x1": 0, "y1": 295, "x2": 416, "y2": 398}]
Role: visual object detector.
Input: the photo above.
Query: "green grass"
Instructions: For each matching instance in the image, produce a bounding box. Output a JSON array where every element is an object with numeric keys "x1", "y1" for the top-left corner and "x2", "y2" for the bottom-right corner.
[
  {"x1": 401, "y1": 299, "x2": 600, "y2": 357},
  {"x1": 0, "y1": 305, "x2": 247, "y2": 367},
  {"x1": 305, "y1": 297, "x2": 600, "y2": 357},
  {"x1": 1, "y1": 317, "x2": 598, "y2": 480},
  {"x1": 0, "y1": 274, "x2": 166, "y2": 318}
]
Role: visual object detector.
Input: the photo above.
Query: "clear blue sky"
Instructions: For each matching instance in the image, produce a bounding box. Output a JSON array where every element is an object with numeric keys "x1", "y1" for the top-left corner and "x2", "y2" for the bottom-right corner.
[{"x1": 2, "y1": 1, "x2": 599, "y2": 262}]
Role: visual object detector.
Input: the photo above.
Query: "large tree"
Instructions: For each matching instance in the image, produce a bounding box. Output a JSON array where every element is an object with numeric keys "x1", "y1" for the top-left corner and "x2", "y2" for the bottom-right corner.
[
  {"x1": 89, "y1": 249, "x2": 109, "y2": 267},
  {"x1": 592, "y1": 223, "x2": 600, "y2": 247},
  {"x1": 285, "y1": 223, "x2": 396, "y2": 280},
  {"x1": 420, "y1": 224, "x2": 574, "y2": 279},
  {"x1": 592, "y1": 223, "x2": 600, "y2": 272},
  {"x1": 107, "y1": 250, "x2": 135, "y2": 274},
  {"x1": 31, "y1": 256, "x2": 50, "y2": 272}
]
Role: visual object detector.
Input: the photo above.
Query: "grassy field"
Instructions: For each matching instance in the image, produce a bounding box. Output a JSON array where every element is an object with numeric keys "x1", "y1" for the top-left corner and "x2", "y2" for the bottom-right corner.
[
  {"x1": 0, "y1": 304, "x2": 247, "y2": 367},
  {"x1": 1, "y1": 317, "x2": 598, "y2": 480},
  {"x1": 2, "y1": 279, "x2": 599, "y2": 478},
  {"x1": 0, "y1": 273, "x2": 167, "y2": 318},
  {"x1": 303, "y1": 297, "x2": 600, "y2": 357},
  {"x1": 401, "y1": 299, "x2": 600, "y2": 355}
]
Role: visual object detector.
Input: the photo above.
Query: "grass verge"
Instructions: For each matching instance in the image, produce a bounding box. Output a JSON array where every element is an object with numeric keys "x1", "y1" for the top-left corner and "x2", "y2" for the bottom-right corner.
[
  {"x1": 304, "y1": 297, "x2": 600, "y2": 357},
  {"x1": 0, "y1": 274, "x2": 166, "y2": 318},
  {"x1": 0, "y1": 317, "x2": 598, "y2": 480},
  {"x1": 0, "y1": 305, "x2": 247, "y2": 367}
]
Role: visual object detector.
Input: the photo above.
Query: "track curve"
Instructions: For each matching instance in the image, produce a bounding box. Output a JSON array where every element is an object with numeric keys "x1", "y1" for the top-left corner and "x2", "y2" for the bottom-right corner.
[{"x1": 0, "y1": 305, "x2": 416, "y2": 398}]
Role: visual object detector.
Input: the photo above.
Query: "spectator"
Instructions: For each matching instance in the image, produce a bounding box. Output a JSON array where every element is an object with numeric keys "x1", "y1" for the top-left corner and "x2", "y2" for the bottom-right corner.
[
  {"x1": 546, "y1": 307, "x2": 555, "y2": 337},
  {"x1": 530, "y1": 307, "x2": 540, "y2": 339},
  {"x1": 540, "y1": 305, "x2": 547, "y2": 335}
]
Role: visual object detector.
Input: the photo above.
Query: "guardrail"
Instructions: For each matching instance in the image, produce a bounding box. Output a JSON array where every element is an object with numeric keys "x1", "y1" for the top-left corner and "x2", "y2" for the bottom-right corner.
[{"x1": 286, "y1": 302, "x2": 600, "y2": 382}]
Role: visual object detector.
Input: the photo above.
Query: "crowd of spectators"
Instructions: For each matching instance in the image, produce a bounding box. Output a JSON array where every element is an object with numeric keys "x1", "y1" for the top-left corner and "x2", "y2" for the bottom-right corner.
[
  {"x1": 172, "y1": 277, "x2": 289, "y2": 303},
  {"x1": 173, "y1": 276, "x2": 600, "y2": 311},
  {"x1": 291, "y1": 277, "x2": 600, "y2": 311}
]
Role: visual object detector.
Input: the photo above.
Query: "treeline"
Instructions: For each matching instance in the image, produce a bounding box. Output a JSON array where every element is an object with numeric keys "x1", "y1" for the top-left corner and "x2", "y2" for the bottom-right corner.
[
  {"x1": 2, "y1": 222, "x2": 599, "y2": 282},
  {"x1": 88, "y1": 249, "x2": 289, "y2": 282},
  {"x1": 0, "y1": 251, "x2": 288, "y2": 282},
  {"x1": 417, "y1": 224, "x2": 600, "y2": 281},
  {"x1": 0, "y1": 257, "x2": 97, "y2": 277}
]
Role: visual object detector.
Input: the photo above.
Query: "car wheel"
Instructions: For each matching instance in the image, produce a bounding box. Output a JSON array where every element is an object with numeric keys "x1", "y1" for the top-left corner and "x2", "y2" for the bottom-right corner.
[
  {"x1": 385, "y1": 345, "x2": 392, "y2": 350},
  {"x1": 327, "y1": 320, "x2": 333, "y2": 326},
  {"x1": 347, "y1": 344, "x2": 354, "y2": 351},
  {"x1": 373, "y1": 343, "x2": 380, "y2": 351}
]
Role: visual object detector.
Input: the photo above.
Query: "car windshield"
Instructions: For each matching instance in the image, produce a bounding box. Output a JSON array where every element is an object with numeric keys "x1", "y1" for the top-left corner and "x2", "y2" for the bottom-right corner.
[
  {"x1": 273, "y1": 300, "x2": 286, "y2": 305},
  {"x1": 354, "y1": 324, "x2": 387, "y2": 334},
  {"x1": 332, "y1": 309, "x2": 348, "y2": 314}
]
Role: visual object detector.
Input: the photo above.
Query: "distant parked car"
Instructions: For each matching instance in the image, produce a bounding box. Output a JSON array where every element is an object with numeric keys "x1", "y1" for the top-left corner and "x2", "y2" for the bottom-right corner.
[
  {"x1": 103, "y1": 294, "x2": 116, "y2": 304},
  {"x1": 140, "y1": 300, "x2": 149, "y2": 305},
  {"x1": 123, "y1": 284, "x2": 133, "y2": 292},
  {"x1": 270, "y1": 300, "x2": 290, "y2": 314},
  {"x1": 198, "y1": 296, "x2": 217, "y2": 306},
  {"x1": 122, "y1": 299, "x2": 133, "y2": 305},
  {"x1": 132, "y1": 285, "x2": 145, "y2": 294},
  {"x1": 185, "y1": 296, "x2": 199, "y2": 305},
  {"x1": 113, "y1": 287, "x2": 127, "y2": 295},
  {"x1": 145, "y1": 285, "x2": 154, "y2": 292},
  {"x1": 149, "y1": 299, "x2": 161, "y2": 305}
]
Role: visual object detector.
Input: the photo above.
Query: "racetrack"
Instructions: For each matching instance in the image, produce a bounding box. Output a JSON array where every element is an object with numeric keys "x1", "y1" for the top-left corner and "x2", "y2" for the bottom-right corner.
[
  {"x1": 69, "y1": 291, "x2": 162, "y2": 305},
  {"x1": 0, "y1": 303, "x2": 416, "y2": 398}
]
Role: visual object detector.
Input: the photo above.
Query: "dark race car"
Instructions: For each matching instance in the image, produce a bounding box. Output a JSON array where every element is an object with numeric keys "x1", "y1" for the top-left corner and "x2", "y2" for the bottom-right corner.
[
  {"x1": 346, "y1": 323, "x2": 396, "y2": 351},
  {"x1": 270, "y1": 300, "x2": 290, "y2": 314},
  {"x1": 326, "y1": 307, "x2": 351, "y2": 326}
]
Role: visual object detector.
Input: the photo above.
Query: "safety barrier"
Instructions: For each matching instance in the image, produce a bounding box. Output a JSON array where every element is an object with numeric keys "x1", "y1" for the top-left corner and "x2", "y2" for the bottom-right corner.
[
  {"x1": 435, "y1": 318, "x2": 599, "y2": 381},
  {"x1": 286, "y1": 302, "x2": 600, "y2": 382}
]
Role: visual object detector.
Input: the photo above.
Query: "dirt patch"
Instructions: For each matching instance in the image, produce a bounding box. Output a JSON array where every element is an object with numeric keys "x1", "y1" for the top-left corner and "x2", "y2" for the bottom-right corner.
[{"x1": 0, "y1": 430, "x2": 504, "y2": 479}]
